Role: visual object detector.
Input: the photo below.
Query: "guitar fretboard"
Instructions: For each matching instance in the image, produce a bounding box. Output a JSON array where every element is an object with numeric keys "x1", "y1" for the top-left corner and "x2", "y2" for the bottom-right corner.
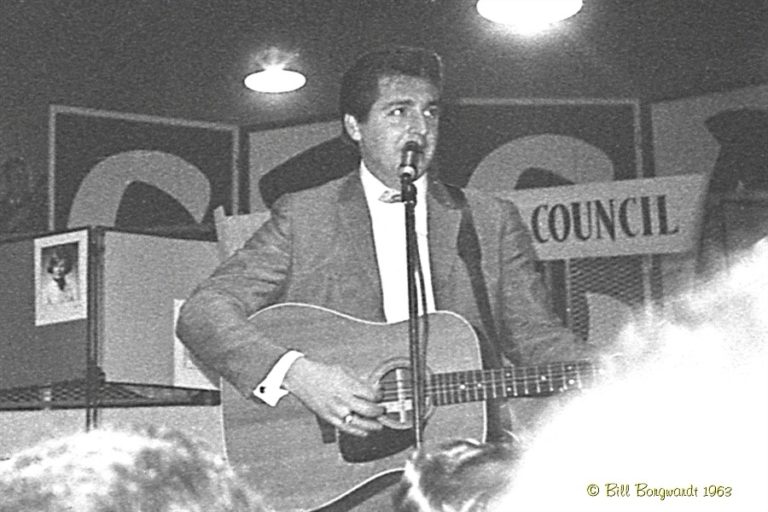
[{"x1": 428, "y1": 361, "x2": 599, "y2": 405}]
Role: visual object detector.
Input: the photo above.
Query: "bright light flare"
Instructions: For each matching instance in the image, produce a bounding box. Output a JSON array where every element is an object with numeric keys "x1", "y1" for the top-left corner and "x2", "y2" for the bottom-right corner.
[
  {"x1": 244, "y1": 67, "x2": 306, "y2": 94},
  {"x1": 491, "y1": 237, "x2": 768, "y2": 511},
  {"x1": 476, "y1": 0, "x2": 583, "y2": 34},
  {"x1": 244, "y1": 46, "x2": 306, "y2": 94}
]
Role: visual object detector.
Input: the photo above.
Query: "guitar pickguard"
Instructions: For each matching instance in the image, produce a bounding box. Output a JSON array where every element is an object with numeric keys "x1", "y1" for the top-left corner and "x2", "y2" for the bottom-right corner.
[{"x1": 338, "y1": 426, "x2": 416, "y2": 463}]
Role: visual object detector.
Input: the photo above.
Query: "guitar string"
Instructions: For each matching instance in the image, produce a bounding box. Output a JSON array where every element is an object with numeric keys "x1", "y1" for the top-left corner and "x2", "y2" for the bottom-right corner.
[
  {"x1": 374, "y1": 363, "x2": 597, "y2": 388},
  {"x1": 375, "y1": 365, "x2": 601, "y2": 401},
  {"x1": 376, "y1": 379, "x2": 596, "y2": 400},
  {"x1": 377, "y1": 363, "x2": 598, "y2": 383}
]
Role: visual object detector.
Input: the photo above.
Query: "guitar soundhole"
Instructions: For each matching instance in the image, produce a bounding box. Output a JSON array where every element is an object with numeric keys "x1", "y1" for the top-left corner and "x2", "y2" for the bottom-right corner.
[
  {"x1": 373, "y1": 359, "x2": 433, "y2": 431},
  {"x1": 336, "y1": 360, "x2": 434, "y2": 464}
]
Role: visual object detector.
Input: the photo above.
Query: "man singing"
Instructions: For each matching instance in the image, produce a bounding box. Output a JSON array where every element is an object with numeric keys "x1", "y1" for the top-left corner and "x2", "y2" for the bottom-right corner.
[{"x1": 177, "y1": 45, "x2": 590, "y2": 510}]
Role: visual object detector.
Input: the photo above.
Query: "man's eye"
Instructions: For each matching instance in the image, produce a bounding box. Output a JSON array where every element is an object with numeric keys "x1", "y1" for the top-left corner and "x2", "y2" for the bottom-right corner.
[
  {"x1": 425, "y1": 107, "x2": 440, "y2": 118},
  {"x1": 389, "y1": 107, "x2": 405, "y2": 116}
]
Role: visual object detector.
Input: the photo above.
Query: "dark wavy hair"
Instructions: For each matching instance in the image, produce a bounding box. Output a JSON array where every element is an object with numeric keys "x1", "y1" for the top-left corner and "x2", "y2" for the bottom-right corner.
[
  {"x1": 392, "y1": 439, "x2": 518, "y2": 512},
  {"x1": 339, "y1": 45, "x2": 443, "y2": 141},
  {"x1": 46, "y1": 245, "x2": 75, "y2": 275}
]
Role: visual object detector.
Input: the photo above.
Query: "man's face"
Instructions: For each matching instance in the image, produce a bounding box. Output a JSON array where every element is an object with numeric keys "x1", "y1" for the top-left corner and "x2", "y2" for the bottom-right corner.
[{"x1": 345, "y1": 75, "x2": 440, "y2": 189}]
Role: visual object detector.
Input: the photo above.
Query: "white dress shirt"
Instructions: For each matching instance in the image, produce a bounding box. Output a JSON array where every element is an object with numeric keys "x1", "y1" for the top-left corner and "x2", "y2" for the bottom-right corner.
[
  {"x1": 360, "y1": 163, "x2": 435, "y2": 322},
  {"x1": 252, "y1": 164, "x2": 435, "y2": 406}
]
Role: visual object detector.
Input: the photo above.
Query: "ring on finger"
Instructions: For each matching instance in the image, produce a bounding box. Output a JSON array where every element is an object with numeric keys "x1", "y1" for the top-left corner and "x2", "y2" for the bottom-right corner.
[{"x1": 343, "y1": 413, "x2": 355, "y2": 424}]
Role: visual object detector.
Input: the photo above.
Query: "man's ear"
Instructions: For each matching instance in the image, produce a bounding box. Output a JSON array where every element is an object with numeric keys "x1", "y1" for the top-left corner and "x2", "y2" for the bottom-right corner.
[{"x1": 343, "y1": 114, "x2": 362, "y2": 143}]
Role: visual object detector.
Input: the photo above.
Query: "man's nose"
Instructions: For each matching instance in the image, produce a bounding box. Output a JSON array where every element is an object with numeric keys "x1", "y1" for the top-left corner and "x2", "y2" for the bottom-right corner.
[{"x1": 407, "y1": 112, "x2": 429, "y2": 135}]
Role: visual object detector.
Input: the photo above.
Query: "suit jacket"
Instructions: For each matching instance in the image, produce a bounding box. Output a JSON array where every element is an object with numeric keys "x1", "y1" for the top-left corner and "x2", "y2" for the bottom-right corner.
[{"x1": 177, "y1": 172, "x2": 584, "y2": 401}]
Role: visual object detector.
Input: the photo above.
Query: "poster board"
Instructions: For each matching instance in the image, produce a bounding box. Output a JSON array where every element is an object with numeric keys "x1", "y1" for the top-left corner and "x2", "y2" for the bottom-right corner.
[{"x1": 48, "y1": 105, "x2": 240, "y2": 231}]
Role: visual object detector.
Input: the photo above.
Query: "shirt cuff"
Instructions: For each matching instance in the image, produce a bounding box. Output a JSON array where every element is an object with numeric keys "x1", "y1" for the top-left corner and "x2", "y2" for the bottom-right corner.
[{"x1": 252, "y1": 350, "x2": 305, "y2": 407}]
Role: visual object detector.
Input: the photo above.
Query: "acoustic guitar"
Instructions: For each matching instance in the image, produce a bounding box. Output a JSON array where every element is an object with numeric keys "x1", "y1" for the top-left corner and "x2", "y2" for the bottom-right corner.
[{"x1": 222, "y1": 303, "x2": 600, "y2": 511}]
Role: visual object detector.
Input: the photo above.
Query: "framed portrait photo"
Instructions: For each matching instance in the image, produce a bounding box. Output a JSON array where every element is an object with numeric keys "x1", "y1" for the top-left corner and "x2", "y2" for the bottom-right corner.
[{"x1": 34, "y1": 230, "x2": 88, "y2": 326}]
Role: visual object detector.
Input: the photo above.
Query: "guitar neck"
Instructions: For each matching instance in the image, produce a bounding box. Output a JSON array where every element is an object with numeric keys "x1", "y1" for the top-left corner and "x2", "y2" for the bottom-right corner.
[{"x1": 428, "y1": 360, "x2": 599, "y2": 406}]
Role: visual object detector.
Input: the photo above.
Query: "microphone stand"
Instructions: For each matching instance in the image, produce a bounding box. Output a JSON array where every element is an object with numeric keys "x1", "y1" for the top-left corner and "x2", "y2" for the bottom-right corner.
[{"x1": 400, "y1": 173, "x2": 426, "y2": 449}]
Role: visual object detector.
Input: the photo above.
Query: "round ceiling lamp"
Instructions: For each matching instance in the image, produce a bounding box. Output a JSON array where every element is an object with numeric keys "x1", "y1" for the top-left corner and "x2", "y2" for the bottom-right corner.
[
  {"x1": 244, "y1": 47, "x2": 306, "y2": 93},
  {"x1": 244, "y1": 67, "x2": 306, "y2": 93},
  {"x1": 476, "y1": 0, "x2": 583, "y2": 34}
]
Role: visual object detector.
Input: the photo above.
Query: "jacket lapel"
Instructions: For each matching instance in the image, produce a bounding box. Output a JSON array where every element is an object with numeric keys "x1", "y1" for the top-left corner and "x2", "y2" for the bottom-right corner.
[
  {"x1": 332, "y1": 173, "x2": 464, "y2": 320},
  {"x1": 336, "y1": 173, "x2": 386, "y2": 320},
  {"x1": 426, "y1": 177, "x2": 464, "y2": 311}
]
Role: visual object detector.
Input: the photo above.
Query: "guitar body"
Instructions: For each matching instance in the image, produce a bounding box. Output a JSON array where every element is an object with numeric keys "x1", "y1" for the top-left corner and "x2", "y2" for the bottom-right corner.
[{"x1": 222, "y1": 303, "x2": 486, "y2": 511}]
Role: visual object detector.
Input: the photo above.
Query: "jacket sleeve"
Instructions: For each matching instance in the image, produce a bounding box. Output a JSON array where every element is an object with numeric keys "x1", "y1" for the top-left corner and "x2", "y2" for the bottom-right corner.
[
  {"x1": 175, "y1": 195, "x2": 295, "y2": 398},
  {"x1": 496, "y1": 199, "x2": 594, "y2": 364}
]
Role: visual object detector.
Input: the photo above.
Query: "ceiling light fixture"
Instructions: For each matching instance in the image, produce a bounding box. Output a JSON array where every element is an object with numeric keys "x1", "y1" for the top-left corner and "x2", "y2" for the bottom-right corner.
[
  {"x1": 244, "y1": 67, "x2": 306, "y2": 93},
  {"x1": 244, "y1": 47, "x2": 306, "y2": 94},
  {"x1": 476, "y1": 0, "x2": 583, "y2": 34}
]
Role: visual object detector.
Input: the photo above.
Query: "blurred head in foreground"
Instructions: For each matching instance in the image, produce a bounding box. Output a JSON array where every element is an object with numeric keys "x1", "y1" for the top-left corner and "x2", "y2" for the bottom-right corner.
[
  {"x1": 393, "y1": 439, "x2": 518, "y2": 512},
  {"x1": 486, "y1": 239, "x2": 768, "y2": 511},
  {"x1": 394, "y1": 239, "x2": 768, "y2": 511},
  {"x1": 0, "y1": 425, "x2": 268, "y2": 512}
]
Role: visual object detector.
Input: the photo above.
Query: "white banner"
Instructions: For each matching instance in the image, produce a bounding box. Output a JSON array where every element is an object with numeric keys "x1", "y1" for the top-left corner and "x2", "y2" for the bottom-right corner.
[{"x1": 499, "y1": 174, "x2": 709, "y2": 260}]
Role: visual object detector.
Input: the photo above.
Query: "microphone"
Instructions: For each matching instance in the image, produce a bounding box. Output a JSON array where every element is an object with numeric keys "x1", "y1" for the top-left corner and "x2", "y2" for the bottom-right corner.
[{"x1": 399, "y1": 141, "x2": 422, "y2": 180}]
